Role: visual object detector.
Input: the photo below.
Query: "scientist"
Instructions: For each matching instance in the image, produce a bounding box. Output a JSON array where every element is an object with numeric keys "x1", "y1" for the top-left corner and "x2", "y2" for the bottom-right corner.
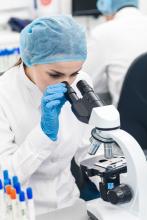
[
  {"x1": 83, "y1": 0, "x2": 147, "y2": 106},
  {"x1": 0, "y1": 16, "x2": 92, "y2": 216}
]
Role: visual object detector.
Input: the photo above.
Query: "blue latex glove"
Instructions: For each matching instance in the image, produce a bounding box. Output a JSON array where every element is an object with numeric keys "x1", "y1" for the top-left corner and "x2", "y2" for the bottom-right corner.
[{"x1": 41, "y1": 83, "x2": 67, "y2": 141}]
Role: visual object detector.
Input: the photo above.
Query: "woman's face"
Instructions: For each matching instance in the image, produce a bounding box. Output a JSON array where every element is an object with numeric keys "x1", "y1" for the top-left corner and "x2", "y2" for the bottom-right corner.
[{"x1": 25, "y1": 61, "x2": 84, "y2": 92}]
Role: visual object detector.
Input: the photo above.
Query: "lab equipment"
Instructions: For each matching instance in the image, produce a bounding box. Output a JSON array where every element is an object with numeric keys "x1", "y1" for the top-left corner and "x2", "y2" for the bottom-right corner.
[
  {"x1": 8, "y1": 17, "x2": 32, "y2": 32},
  {"x1": 66, "y1": 80, "x2": 147, "y2": 220},
  {"x1": 5, "y1": 185, "x2": 13, "y2": 218},
  {"x1": 97, "y1": 0, "x2": 139, "y2": 16},
  {"x1": 0, "y1": 31, "x2": 20, "y2": 74},
  {"x1": 26, "y1": 187, "x2": 35, "y2": 220},
  {"x1": 19, "y1": 16, "x2": 87, "y2": 67},
  {"x1": 0, "y1": 179, "x2": 5, "y2": 219},
  {"x1": 14, "y1": 182, "x2": 21, "y2": 197},
  {"x1": 19, "y1": 191, "x2": 28, "y2": 220},
  {"x1": 41, "y1": 83, "x2": 67, "y2": 141},
  {"x1": 72, "y1": 0, "x2": 101, "y2": 17},
  {"x1": 3, "y1": 170, "x2": 9, "y2": 180},
  {"x1": 12, "y1": 176, "x2": 18, "y2": 186},
  {"x1": 0, "y1": 170, "x2": 35, "y2": 220},
  {"x1": 11, "y1": 189, "x2": 17, "y2": 220}
]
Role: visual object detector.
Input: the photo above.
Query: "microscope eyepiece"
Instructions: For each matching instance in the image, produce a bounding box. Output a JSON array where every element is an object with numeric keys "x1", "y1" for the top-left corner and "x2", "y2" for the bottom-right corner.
[
  {"x1": 77, "y1": 80, "x2": 93, "y2": 96},
  {"x1": 64, "y1": 81, "x2": 79, "y2": 104},
  {"x1": 65, "y1": 79, "x2": 104, "y2": 123},
  {"x1": 77, "y1": 80, "x2": 103, "y2": 107}
]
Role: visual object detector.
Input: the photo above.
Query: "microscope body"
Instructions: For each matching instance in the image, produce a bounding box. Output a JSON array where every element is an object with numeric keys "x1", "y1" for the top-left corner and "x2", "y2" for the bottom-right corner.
[
  {"x1": 84, "y1": 105, "x2": 147, "y2": 220},
  {"x1": 65, "y1": 80, "x2": 147, "y2": 220}
]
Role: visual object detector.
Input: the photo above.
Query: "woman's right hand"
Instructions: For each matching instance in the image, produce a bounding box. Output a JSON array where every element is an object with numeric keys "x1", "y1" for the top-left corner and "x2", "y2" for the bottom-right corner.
[{"x1": 41, "y1": 83, "x2": 67, "y2": 141}]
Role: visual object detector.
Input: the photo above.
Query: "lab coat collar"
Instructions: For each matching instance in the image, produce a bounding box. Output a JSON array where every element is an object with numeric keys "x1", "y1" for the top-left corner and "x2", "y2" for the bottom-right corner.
[
  {"x1": 115, "y1": 7, "x2": 141, "y2": 19},
  {"x1": 18, "y1": 63, "x2": 42, "y2": 108}
]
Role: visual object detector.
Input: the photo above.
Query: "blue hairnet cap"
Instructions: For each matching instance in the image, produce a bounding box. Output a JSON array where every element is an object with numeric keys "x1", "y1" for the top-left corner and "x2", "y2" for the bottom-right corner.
[
  {"x1": 20, "y1": 16, "x2": 87, "y2": 67},
  {"x1": 97, "y1": 0, "x2": 139, "y2": 16}
]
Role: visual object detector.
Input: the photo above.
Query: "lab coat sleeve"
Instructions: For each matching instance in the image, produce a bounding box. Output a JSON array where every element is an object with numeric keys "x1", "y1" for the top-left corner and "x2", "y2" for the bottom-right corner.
[
  {"x1": 0, "y1": 104, "x2": 57, "y2": 184},
  {"x1": 74, "y1": 124, "x2": 101, "y2": 190},
  {"x1": 74, "y1": 123, "x2": 92, "y2": 166}
]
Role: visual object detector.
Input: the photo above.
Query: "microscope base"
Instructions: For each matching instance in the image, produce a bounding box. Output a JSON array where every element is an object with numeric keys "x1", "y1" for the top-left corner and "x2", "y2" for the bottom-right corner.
[{"x1": 87, "y1": 199, "x2": 139, "y2": 220}]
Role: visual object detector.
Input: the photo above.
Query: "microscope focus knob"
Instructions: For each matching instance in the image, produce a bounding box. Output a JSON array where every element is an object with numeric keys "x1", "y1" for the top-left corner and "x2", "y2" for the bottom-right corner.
[{"x1": 107, "y1": 184, "x2": 132, "y2": 205}]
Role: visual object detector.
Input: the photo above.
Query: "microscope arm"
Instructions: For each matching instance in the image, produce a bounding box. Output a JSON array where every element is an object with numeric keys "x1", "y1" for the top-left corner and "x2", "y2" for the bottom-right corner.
[{"x1": 109, "y1": 129, "x2": 147, "y2": 220}]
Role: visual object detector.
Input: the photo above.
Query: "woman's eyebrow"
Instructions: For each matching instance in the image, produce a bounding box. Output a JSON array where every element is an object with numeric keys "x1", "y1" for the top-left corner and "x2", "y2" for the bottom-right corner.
[{"x1": 48, "y1": 68, "x2": 82, "y2": 75}]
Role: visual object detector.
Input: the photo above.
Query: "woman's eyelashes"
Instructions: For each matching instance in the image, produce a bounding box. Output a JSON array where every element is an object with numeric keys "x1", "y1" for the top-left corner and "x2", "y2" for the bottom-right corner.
[
  {"x1": 49, "y1": 74, "x2": 62, "y2": 79},
  {"x1": 71, "y1": 72, "x2": 79, "y2": 77}
]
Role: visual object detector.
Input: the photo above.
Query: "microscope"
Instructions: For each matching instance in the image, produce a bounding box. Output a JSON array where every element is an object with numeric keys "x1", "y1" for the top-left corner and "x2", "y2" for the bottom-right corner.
[{"x1": 65, "y1": 80, "x2": 147, "y2": 220}]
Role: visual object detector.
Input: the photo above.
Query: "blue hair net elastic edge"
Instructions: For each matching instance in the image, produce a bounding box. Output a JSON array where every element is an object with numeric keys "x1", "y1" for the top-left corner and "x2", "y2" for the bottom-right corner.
[{"x1": 23, "y1": 56, "x2": 87, "y2": 67}]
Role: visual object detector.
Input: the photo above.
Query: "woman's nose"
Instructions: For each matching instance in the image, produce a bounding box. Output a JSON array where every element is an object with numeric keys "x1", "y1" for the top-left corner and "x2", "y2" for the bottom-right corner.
[{"x1": 62, "y1": 77, "x2": 73, "y2": 85}]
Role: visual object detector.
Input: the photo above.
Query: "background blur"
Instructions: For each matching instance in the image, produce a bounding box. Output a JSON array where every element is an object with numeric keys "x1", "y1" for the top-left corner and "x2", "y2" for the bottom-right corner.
[{"x1": 0, "y1": 0, "x2": 147, "y2": 73}]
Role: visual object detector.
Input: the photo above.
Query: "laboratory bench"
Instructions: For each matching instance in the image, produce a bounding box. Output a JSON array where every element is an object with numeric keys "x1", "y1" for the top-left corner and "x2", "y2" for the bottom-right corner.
[{"x1": 36, "y1": 198, "x2": 98, "y2": 220}]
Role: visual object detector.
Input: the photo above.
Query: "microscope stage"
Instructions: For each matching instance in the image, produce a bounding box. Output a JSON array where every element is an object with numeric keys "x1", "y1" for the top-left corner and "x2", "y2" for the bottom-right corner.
[{"x1": 80, "y1": 156, "x2": 127, "y2": 178}]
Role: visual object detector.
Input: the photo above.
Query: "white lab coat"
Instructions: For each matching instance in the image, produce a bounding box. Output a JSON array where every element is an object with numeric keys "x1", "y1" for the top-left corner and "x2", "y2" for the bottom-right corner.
[
  {"x1": 0, "y1": 63, "x2": 92, "y2": 215},
  {"x1": 83, "y1": 7, "x2": 147, "y2": 106}
]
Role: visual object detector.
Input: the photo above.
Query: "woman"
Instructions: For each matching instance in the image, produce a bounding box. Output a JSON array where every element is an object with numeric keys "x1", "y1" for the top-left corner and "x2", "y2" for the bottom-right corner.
[{"x1": 0, "y1": 16, "x2": 92, "y2": 215}]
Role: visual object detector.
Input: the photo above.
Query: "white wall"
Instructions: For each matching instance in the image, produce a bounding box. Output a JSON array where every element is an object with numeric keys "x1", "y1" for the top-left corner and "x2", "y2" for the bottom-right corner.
[
  {"x1": 0, "y1": 0, "x2": 33, "y2": 26},
  {"x1": 140, "y1": 0, "x2": 147, "y2": 14}
]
